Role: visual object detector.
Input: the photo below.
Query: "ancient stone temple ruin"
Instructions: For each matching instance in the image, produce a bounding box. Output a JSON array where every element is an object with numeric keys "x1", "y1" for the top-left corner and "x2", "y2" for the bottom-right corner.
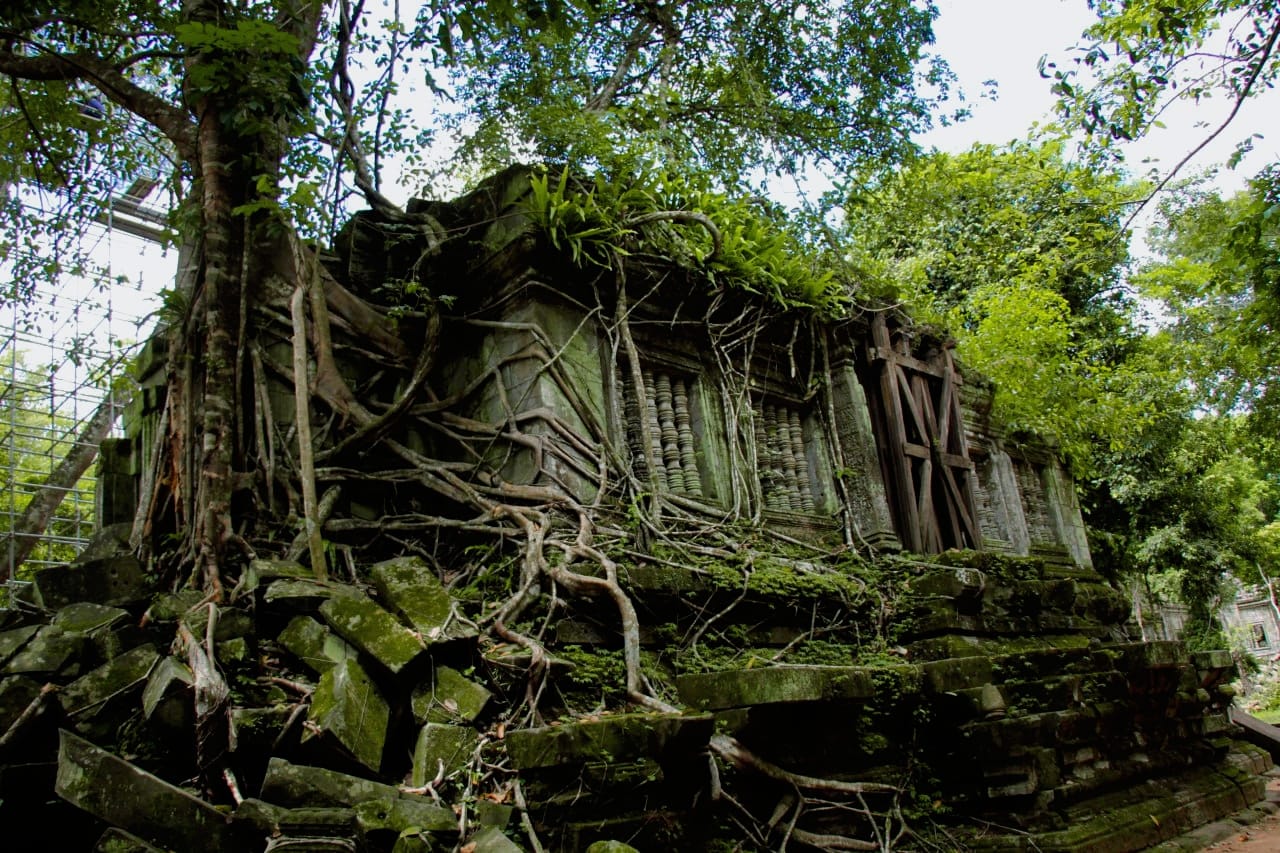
[{"x1": 1, "y1": 167, "x2": 1273, "y2": 851}]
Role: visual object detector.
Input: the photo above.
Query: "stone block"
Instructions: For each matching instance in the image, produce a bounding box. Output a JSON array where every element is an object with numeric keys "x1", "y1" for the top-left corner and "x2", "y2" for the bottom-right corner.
[
  {"x1": 0, "y1": 625, "x2": 39, "y2": 668},
  {"x1": 278, "y1": 615, "x2": 357, "y2": 674},
  {"x1": 504, "y1": 712, "x2": 713, "y2": 770},
  {"x1": 264, "y1": 579, "x2": 361, "y2": 611},
  {"x1": 52, "y1": 602, "x2": 129, "y2": 635},
  {"x1": 473, "y1": 799, "x2": 513, "y2": 829},
  {"x1": 676, "y1": 665, "x2": 878, "y2": 710},
  {"x1": 411, "y1": 723, "x2": 478, "y2": 785},
  {"x1": 468, "y1": 825, "x2": 522, "y2": 853},
  {"x1": 305, "y1": 658, "x2": 389, "y2": 772},
  {"x1": 410, "y1": 665, "x2": 492, "y2": 724},
  {"x1": 59, "y1": 643, "x2": 158, "y2": 719},
  {"x1": 55, "y1": 730, "x2": 243, "y2": 853},
  {"x1": 353, "y1": 796, "x2": 456, "y2": 834},
  {"x1": 319, "y1": 594, "x2": 427, "y2": 675},
  {"x1": 3, "y1": 625, "x2": 84, "y2": 676},
  {"x1": 922, "y1": 657, "x2": 993, "y2": 693},
  {"x1": 144, "y1": 590, "x2": 207, "y2": 623},
  {"x1": 0, "y1": 674, "x2": 45, "y2": 734},
  {"x1": 141, "y1": 656, "x2": 192, "y2": 723},
  {"x1": 369, "y1": 556, "x2": 472, "y2": 642},
  {"x1": 260, "y1": 757, "x2": 400, "y2": 807},
  {"x1": 586, "y1": 842, "x2": 641, "y2": 853},
  {"x1": 35, "y1": 554, "x2": 149, "y2": 609},
  {"x1": 93, "y1": 827, "x2": 167, "y2": 852}
]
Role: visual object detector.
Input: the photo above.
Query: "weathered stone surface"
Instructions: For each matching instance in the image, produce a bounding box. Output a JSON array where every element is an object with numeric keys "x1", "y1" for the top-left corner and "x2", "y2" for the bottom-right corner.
[
  {"x1": 34, "y1": 554, "x2": 149, "y2": 609},
  {"x1": 55, "y1": 730, "x2": 241, "y2": 853},
  {"x1": 319, "y1": 593, "x2": 426, "y2": 674},
  {"x1": 3, "y1": 625, "x2": 83, "y2": 676},
  {"x1": 468, "y1": 825, "x2": 522, "y2": 853},
  {"x1": 0, "y1": 624, "x2": 39, "y2": 668},
  {"x1": 369, "y1": 556, "x2": 467, "y2": 642},
  {"x1": 390, "y1": 834, "x2": 434, "y2": 853},
  {"x1": 473, "y1": 799, "x2": 514, "y2": 829},
  {"x1": 264, "y1": 579, "x2": 361, "y2": 610},
  {"x1": 410, "y1": 665, "x2": 492, "y2": 724},
  {"x1": 260, "y1": 757, "x2": 400, "y2": 807},
  {"x1": 52, "y1": 602, "x2": 129, "y2": 635},
  {"x1": 305, "y1": 657, "x2": 389, "y2": 772},
  {"x1": 411, "y1": 723, "x2": 478, "y2": 785},
  {"x1": 676, "y1": 666, "x2": 878, "y2": 710},
  {"x1": 0, "y1": 674, "x2": 44, "y2": 731},
  {"x1": 585, "y1": 842, "x2": 640, "y2": 853},
  {"x1": 353, "y1": 796, "x2": 456, "y2": 834},
  {"x1": 504, "y1": 712, "x2": 713, "y2": 770},
  {"x1": 59, "y1": 644, "x2": 158, "y2": 718},
  {"x1": 144, "y1": 590, "x2": 206, "y2": 623},
  {"x1": 93, "y1": 827, "x2": 167, "y2": 852},
  {"x1": 141, "y1": 656, "x2": 192, "y2": 723},
  {"x1": 278, "y1": 615, "x2": 356, "y2": 674}
]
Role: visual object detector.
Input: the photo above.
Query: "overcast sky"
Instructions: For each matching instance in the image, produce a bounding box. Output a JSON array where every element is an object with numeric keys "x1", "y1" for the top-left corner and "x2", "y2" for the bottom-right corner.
[{"x1": 921, "y1": 0, "x2": 1280, "y2": 195}]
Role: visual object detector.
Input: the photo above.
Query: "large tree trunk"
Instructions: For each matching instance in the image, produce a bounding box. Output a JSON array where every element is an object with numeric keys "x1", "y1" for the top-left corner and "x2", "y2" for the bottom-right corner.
[{"x1": 2, "y1": 391, "x2": 131, "y2": 581}]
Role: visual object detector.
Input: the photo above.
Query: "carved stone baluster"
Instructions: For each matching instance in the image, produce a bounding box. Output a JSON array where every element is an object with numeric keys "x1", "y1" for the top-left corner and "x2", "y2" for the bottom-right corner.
[
  {"x1": 763, "y1": 403, "x2": 786, "y2": 510},
  {"x1": 625, "y1": 377, "x2": 648, "y2": 481},
  {"x1": 673, "y1": 378, "x2": 702, "y2": 497},
  {"x1": 655, "y1": 372, "x2": 686, "y2": 492},
  {"x1": 776, "y1": 406, "x2": 803, "y2": 511},
  {"x1": 789, "y1": 408, "x2": 815, "y2": 512},
  {"x1": 643, "y1": 369, "x2": 669, "y2": 491}
]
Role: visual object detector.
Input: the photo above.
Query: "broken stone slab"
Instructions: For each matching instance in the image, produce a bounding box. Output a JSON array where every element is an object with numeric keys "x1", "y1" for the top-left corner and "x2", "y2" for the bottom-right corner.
[
  {"x1": 264, "y1": 578, "x2": 362, "y2": 611},
  {"x1": 305, "y1": 657, "x2": 389, "y2": 773},
  {"x1": 59, "y1": 643, "x2": 159, "y2": 720},
  {"x1": 585, "y1": 843, "x2": 641, "y2": 853},
  {"x1": 142, "y1": 656, "x2": 193, "y2": 723},
  {"x1": 391, "y1": 834, "x2": 434, "y2": 853},
  {"x1": 182, "y1": 605, "x2": 254, "y2": 643},
  {"x1": 473, "y1": 799, "x2": 514, "y2": 829},
  {"x1": 239, "y1": 558, "x2": 315, "y2": 598},
  {"x1": 369, "y1": 556, "x2": 474, "y2": 643},
  {"x1": 278, "y1": 615, "x2": 357, "y2": 674},
  {"x1": 260, "y1": 757, "x2": 401, "y2": 808},
  {"x1": 34, "y1": 553, "x2": 149, "y2": 609},
  {"x1": 410, "y1": 665, "x2": 493, "y2": 724},
  {"x1": 467, "y1": 825, "x2": 523, "y2": 853},
  {"x1": 353, "y1": 796, "x2": 457, "y2": 835},
  {"x1": 921, "y1": 657, "x2": 993, "y2": 693},
  {"x1": 3, "y1": 624, "x2": 84, "y2": 677},
  {"x1": 504, "y1": 712, "x2": 714, "y2": 771},
  {"x1": 675, "y1": 665, "x2": 879, "y2": 711},
  {"x1": 52, "y1": 602, "x2": 130, "y2": 635},
  {"x1": 231, "y1": 798, "x2": 288, "y2": 837},
  {"x1": 277, "y1": 806, "x2": 358, "y2": 838},
  {"x1": 319, "y1": 593, "x2": 427, "y2": 674},
  {"x1": 55, "y1": 729, "x2": 244, "y2": 853},
  {"x1": 93, "y1": 827, "x2": 167, "y2": 852},
  {"x1": 144, "y1": 590, "x2": 207, "y2": 623},
  {"x1": 0, "y1": 624, "x2": 39, "y2": 668},
  {"x1": 231, "y1": 706, "x2": 298, "y2": 755},
  {"x1": 411, "y1": 722, "x2": 479, "y2": 786}
]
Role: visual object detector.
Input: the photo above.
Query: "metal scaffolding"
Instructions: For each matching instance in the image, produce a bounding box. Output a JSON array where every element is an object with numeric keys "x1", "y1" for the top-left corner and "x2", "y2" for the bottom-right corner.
[{"x1": 2, "y1": 190, "x2": 170, "y2": 579}]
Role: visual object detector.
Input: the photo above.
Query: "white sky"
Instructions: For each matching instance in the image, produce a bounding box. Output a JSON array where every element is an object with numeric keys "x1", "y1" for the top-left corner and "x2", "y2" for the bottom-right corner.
[{"x1": 921, "y1": 0, "x2": 1280, "y2": 196}]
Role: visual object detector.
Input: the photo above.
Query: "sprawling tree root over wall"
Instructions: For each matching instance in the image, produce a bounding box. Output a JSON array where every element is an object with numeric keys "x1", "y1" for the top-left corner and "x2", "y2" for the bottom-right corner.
[{"x1": 132, "y1": 208, "x2": 939, "y2": 849}]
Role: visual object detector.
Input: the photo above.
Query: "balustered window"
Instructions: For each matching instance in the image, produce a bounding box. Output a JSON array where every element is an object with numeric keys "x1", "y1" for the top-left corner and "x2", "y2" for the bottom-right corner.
[
  {"x1": 752, "y1": 398, "x2": 818, "y2": 513},
  {"x1": 625, "y1": 366, "x2": 705, "y2": 497}
]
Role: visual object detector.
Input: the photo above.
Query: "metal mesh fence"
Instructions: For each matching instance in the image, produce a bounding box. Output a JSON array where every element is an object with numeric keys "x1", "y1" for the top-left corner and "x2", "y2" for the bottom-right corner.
[{"x1": 2, "y1": 199, "x2": 169, "y2": 580}]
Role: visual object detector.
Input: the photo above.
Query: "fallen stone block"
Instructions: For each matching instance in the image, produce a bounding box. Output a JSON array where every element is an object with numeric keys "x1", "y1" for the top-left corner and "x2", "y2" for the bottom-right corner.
[
  {"x1": 319, "y1": 593, "x2": 427, "y2": 674},
  {"x1": 3, "y1": 625, "x2": 84, "y2": 677},
  {"x1": 468, "y1": 825, "x2": 522, "y2": 853},
  {"x1": 305, "y1": 657, "x2": 389, "y2": 772},
  {"x1": 34, "y1": 554, "x2": 149, "y2": 609},
  {"x1": 52, "y1": 602, "x2": 129, "y2": 636},
  {"x1": 411, "y1": 722, "x2": 478, "y2": 786},
  {"x1": 59, "y1": 644, "x2": 159, "y2": 720},
  {"x1": 260, "y1": 757, "x2": 400, "y2": 808},
  {"x1": 93, "y1": 827, "x2": 167, "y2": 852},
  {"x1": 410, "y1": 665, "x2": 492, "y2": 724},
  {"x1": 55, "y1": 729, "x2": 243, "y2": 853},
  {"x1": 353, "y1": 795, "x2": 456, "y2": 835},
  {"x1": 586, "y1": 842, "x2": 641, "y2": 853},
  {"x1": 278, "y1": 615, "x2": 357, "y2": 674},
  {"x1": 504, "y1": 712, "x2": 713, "y2": 770},
  {"x1": 141, "y1": 656, "x2": 193, "y2": 727},
  {"x1": 676, "y1": 665, "x2": 879, "y2": 710},
  {"x1": 369, "y1": 556, "x2": 474, "y2": 642},
  {"x1": 0, "y1": 625, "x2": 40, "y2": 669},
  {"x1": 0, "y1": 675, "x2": 45, "y2": 732},
  {"x1": 264, "y1": 578, "x2": 361, "y2": 611}
]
